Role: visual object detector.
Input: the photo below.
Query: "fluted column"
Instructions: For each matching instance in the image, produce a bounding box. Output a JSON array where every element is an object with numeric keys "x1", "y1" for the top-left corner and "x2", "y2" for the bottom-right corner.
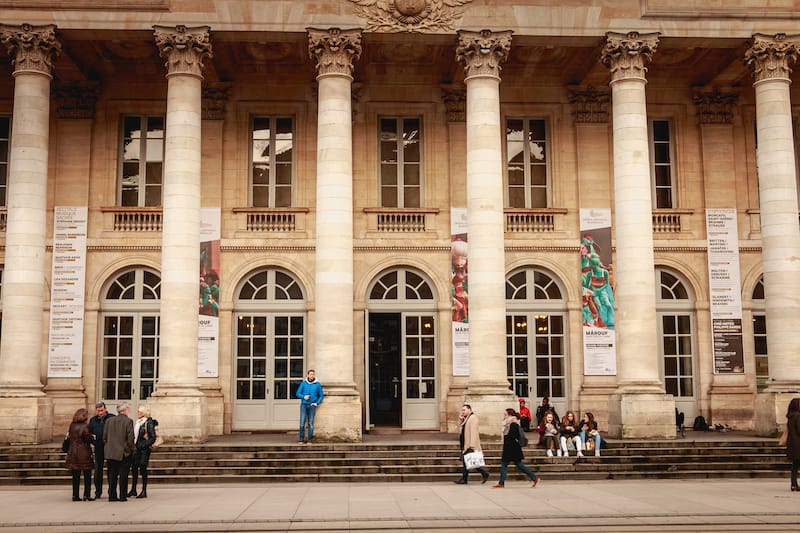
[
  {"x1": 601, "y1": 31, "x2": 674, "y2": 438},
  {"x1": 308, "y1": 27, "x2": 362, "y2": 441},
  {"x1": 744, "y1": 33, "x2": 800, "y2": 436},
  {"x1": 455, "y1": 29, "x2": 515, "y2": 416},
  {"x1": 0, "y1": 23, "x2": 60, "y2": 443},
  {"x1": 148, "y1": 25, "x2": 212, "y2": 442}
]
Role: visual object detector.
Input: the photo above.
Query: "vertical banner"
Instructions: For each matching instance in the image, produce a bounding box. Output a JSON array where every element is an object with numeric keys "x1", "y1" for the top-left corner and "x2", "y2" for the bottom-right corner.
[
  {"x1": 451, "y1": 208, "x2": 469, "y2": 376},
  {"x1": 580, "y1": 208, "x2": 616, "y2": 376},
  {"x1": 706, "y1": 208, "x2": 744, "y2": 374},
  {"x1": 198, "y1": 207, "x2": 221, "y2": 377},
  {"x1": 47, "y1": 206, "x2": 88, "y2": 378}
]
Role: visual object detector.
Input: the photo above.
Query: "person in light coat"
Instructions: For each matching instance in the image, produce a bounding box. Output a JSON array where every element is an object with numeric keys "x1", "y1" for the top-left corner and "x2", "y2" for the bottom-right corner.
[{"x1": 454, "y1": 404, "x2": 490, "y2": 484}]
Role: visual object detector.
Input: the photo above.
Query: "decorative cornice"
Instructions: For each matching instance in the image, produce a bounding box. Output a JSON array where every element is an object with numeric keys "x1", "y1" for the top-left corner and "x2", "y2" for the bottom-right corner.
[
  {"x1": 456, "y1": 29, "x2": 512, "y2": 81},
  {"x1": 54, "y1": 81, "x2": 101, "y2": 119},
  {"x1": 744, "y1": 33, "x2": 800, "y2": 83},
  {"x1": 354, "y1": 245, "x2": 450, "y2": 252},
  {"x1": 221, "y1": 245, "x2": 316, "y2": 252},
  {"x1": 153, "y1": 25, "x2": 212, "y2": 78},
  {"x1": 347, "y1": 0, "x2": 473, "y2": 33},
  {"x1": 0, "y1": 23, "x2": 61, "y2": 77},
  {"x1": 693, "y1": 89, "x2": 738, "y2": 125},
  {"x1": 307, "y1": 27, "x2": 363, "y2": 79},
  {"x1": 202, "y1": 82, "x2": 231, "y2": 120},
  {"x1": 600, "y1": 31, "x2": 659, "y2": 83},
  {"x1": 568, "y1": 85, "x2": 610, "y2": 124},
  {"x1": 441, "y1": 84, "x2": 466, "y2": 122}
]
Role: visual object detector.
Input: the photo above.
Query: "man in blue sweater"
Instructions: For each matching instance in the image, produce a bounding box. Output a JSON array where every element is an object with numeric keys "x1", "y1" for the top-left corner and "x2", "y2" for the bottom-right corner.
[{"x1": 296, "y1": 369, "x2": 324, "y2": 444}]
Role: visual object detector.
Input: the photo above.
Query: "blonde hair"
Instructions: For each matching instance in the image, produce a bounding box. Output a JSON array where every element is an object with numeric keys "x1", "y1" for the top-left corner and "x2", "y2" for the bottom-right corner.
[{"x1": 137, "y1": 404, "x2": 151, "y2": 417}]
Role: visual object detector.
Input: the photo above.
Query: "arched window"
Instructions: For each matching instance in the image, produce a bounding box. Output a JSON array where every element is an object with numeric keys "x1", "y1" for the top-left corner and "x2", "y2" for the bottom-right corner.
[
  {"x1": 752, "y1": 276, "x2": 768, "y2": 392},
  {"x1": 505, "y1": 267, "x2": 567, "y2": 406},
  {"x1": 99, "y1": 267, "x2": 161, "y2": 408}
]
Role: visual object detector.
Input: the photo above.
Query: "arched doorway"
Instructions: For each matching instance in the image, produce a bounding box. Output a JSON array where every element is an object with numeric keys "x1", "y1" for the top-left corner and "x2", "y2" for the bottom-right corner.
[{"x1": 366, "y1": 268, "x2": 438, "y2": 429}]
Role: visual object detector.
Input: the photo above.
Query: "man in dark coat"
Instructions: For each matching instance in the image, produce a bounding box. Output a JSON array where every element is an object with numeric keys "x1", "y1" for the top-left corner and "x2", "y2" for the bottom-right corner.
[
  {"x1": 103, "y1": 403, "x2": 134, "y2": 502},
  {"x1": 88, "y1": 401, "x2": 114, "y2": 499}
]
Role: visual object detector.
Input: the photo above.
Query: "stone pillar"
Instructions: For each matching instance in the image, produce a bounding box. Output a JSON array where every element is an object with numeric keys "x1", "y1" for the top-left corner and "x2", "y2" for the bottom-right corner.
[
  {"x1": 455, "y1": 29, "x2": 516, "y2": 418},
  {"x1": 307, "y1": 27, "x2": 363, "y2": 442},
  {"x1": 0, "y1": 23, "x2": 60, "y2": 444},
  {"x1": 744, "y1": 33, "x2": 800, "y2": 436},
  {"x1": 148, "y1": 25, "x2": 213, "y2": 442},
  {"x1": 600, "y1": 31, "x2": 675, "y2": 438}
]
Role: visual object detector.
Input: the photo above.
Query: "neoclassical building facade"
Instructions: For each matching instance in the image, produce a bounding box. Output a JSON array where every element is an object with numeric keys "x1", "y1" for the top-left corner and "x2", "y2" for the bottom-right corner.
[{"x1": 0, "y1": 1, "x2": 799, "y2": 443}]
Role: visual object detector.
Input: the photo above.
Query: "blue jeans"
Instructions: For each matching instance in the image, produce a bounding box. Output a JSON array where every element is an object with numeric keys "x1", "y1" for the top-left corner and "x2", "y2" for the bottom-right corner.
[
  {"x1": 581, "y1": 430, "x2": 602, "y2": 450},
  {"x1": 299, "y1": 404, "x2": 317, "y2": 441},
  {"x1": 498, "y1": 460, "x2": 537, "y2": 485}
]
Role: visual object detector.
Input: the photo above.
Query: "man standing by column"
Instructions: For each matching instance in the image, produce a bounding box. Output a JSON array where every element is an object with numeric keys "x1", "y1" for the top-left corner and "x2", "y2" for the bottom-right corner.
[
  {"x1": 88, "y1": 402, "x2": 114, "y2": 499},
  {"x1": 296, "y1": 370, "x2": 324, "y2": 444},
  {"x1": 103, "y1": 403, "x2": 134, "y2": 502}
]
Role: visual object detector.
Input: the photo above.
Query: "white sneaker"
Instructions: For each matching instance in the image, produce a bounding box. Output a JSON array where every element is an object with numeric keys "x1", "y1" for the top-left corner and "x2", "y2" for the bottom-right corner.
[
  {"x1": 556, "y1": 450, "x2": 562, "y2": 457},
  {"x1": 546, "y1": 449, "x2": 553, "y2": 457},
  {"x1": 595, "y1": 450, "x2": 601, "y2": 457},
  {"x1": 577, "y1": 451, "x2": 584, "y2": 457},
  {"x1": 563, "y1": 450, "x2": 569, "y2": 457}
]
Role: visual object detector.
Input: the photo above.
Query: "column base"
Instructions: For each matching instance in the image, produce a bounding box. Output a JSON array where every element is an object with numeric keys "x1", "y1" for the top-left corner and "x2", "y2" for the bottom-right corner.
[
  {"x1": 0, "y1": 396, "x2": 53, "y2": 444},
  {"x1": 199, "y1": 384, "x2": 224, "y2": 436},
  {"x1": 709, "y1": 384, "x2": 755, "y2": 430},
  {"x1": 44, "y1": 379, "x2": 88, "y2": 435},
  {"x1": 754, "y1": 390, "x2": 800, "y2": 437},
  {"x1": 147, "y1": 392, "x2": 208, "y2": 443},
  {"x1": 577, "y1": 380, "x2": 618, "y2": 431},
  {"x1": 312, "y1": 390, "x2": 362, "y2": 442},
  {"x1": 463, "y1": 391, "x2": 516, "y2": 442},
  {"x1": 608, "y1": 392, "x2": 675, "y2": 439}
]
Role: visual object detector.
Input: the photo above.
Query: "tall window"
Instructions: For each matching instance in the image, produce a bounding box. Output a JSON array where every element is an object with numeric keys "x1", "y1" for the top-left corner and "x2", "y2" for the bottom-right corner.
[
  {"x1": 119, "y1": 115, "x2": 164, "y2": 207},
  {"x1": 379, "y1": 117, "x2": 422, "y2": 208},
  {"x1": 752, "y1": 276, "x2": 768, "y2": 392},
  {"x1": 650, "y1": 119, "x2": 675, "y2": 208},
  {"x1": 506, "y1": 118, "x2": 549, "y2": 208},
  {"x1": 251, "y1": 117, "x2": 294, "y2": 207},
  {"x1": 0, "y1": 115, "x2": 9, "y2": 206},
  {"x1": 657, "y1": 268, "x2": 694, "y2": 399}
]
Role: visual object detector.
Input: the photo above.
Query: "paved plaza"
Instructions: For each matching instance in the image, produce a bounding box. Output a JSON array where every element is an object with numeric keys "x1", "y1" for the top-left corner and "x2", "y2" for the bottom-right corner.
[{"x1": 0, "y1": 478, "x2": 798, "y2": 532}]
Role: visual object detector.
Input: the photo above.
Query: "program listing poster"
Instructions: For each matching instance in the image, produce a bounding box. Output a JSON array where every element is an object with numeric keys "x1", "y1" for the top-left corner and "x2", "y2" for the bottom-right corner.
[
  {"x1": 198, "y1": 207, "x2": 221, "y2": 378},
  {"x1": 451, "y1": 207, "x2": 469, "y2": 376}
]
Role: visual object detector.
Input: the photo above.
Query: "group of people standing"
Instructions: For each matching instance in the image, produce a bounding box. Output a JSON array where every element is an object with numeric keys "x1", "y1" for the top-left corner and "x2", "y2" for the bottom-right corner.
[{"x1": 64, "y1": 402, "x2": 158, "y2": 502}]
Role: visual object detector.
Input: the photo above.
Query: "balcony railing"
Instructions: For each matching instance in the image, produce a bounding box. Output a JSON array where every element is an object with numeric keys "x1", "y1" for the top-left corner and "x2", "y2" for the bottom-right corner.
[
  {"x1": 504, "y1": 208, "x2": 566, "y2": 233},
  {"x1": 101, "y1": 207, "x2": 162, "y2": 232},
  {"x1": 232, "y1": 207, "x2": 309, "y2": 232},
  {"x1": 652, "y1": 209, "x2": 692, "y2": 234},
  {"x1": 364, "y1": 208, "x2": 439, "y2": 233}
]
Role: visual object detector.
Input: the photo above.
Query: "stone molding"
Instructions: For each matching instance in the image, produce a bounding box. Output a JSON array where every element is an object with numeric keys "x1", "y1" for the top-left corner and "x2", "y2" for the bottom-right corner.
[
  {"x1": 600, "y1": 31, "x2": 660, "y2": 83},
  {"x1": 54, "y1": 81, "x2": 101, "y2": 119},
  {"x1": 456, "y1": 29, "x2": 512, "y2": 80},
  {"x1": 693, "y1": 89, "x2": 738, "y2": 125},
  {"x1": 307, "y1": 27, "x2": 363, "y2": 79},
  {"x1": 0, "y1": 23, "x2": 61, "y2": 77},
  {"x1": 153, "y1": 25, "x2": 213, "y2": 78},
  {"x1": 347, "y1": 0, "x2": 473, "y2": 33},
  {"x1": 202, "y1": 82, "x2": 231, "y2": 120},
  {"x1": 744, "y1": 33, "x2": 800, "y2": 83},
  {"x1": 441, "y1": 84, "x2": 466, "y2": 122},
  {"x1": 569, "y1": 85, "x2": 610, "y2": 124}
]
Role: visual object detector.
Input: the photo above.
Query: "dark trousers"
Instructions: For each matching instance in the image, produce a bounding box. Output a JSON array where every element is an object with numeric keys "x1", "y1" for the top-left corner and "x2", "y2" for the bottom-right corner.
[
  {"x1": 460, "y1": 456, "x2": 489, "y2": 482},
  {"x1": 93, "y1": 449, "x2": 105, "y2": 496},
  {"x1": 107, "y1": 455, "x2": 132, "y2": 500},
  {"x1": 792, "y1": 458, "x2": 799, "y2": 488},
  {"x1": 71, "y1": 469, "x2": 92, "y2": 499}
]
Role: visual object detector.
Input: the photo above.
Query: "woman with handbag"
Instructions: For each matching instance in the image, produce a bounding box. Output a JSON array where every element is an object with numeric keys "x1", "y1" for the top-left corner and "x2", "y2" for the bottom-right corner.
[
  {"x1": 493, "y1": 408, "x2": 539, "y2": 489},
  {"x1": 65, "y1": 408, "x2": 94, "y2": 501},
  {"x1": 785, "y1": 398, "x2": 800, "y2": 492},
  {"x1": 128, "y1": 404, "x2": 157, "y2": 499},
  {"x1": 454, "y1": 404, "x2": 490, "y2": 484}
]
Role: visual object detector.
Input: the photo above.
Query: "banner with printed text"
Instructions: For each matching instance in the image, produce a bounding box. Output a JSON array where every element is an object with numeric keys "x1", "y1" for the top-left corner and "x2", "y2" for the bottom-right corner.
[
  {"x1": 451, "y1": 208, "x2": 469, "y2": 376},
  {"x1": 198, "y1": 208, "x2": 221, "y2": 377},
  {"x1": 580, "y1": 208, "x2": 616, "y2": 376}
]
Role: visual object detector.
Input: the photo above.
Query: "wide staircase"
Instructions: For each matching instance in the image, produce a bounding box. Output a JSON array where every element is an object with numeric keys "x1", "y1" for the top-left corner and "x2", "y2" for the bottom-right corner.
[{"x1": 0, "y1": 434, "x2": 788, "y2": 485}]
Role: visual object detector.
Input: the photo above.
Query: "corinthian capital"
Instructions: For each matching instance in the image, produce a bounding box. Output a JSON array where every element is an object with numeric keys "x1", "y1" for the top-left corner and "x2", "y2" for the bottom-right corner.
[
  {"x1": 307, "y1": 27, "x2": 363, "y2": 79},
  {"x1": 744, "y1": 33, "x2": 800, "y2": 83},
  {"x1": 600, "y1": 31, "x2": 659, "y2": 83},
  {"x1": 153, "y1": 25, "x2": 212, "y2": 78},
  {"x1": 456, "y1": 29, "x2": 512, "y2": 80},
  {"x1": 0, "y1": 23, "x2": 61, "y2": 77}
]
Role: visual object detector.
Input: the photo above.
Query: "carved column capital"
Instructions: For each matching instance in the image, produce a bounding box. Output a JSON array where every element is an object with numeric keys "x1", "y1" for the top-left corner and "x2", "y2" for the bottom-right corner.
[
  {"x1": 568, "y1": 85, "x2": 610, "y2": 124},
  {"x1": 202, "y1": 82, "x2": 231, "y2": 120},
  {"x1": 600, "y1": 31, "x2": 659, "y2": 83},
  {"x1": 693, "y1": 89, "x2": 738, "y2": 125},
  {"x1": 0, "y1": 23, "x2": 61, "y2": 77},
  {"x1": 153, "y1": 25, "x2": 212, "y2": 78},
  {"x1": 441, "y1": 84, "x2": 466, "y2": 122},
  {"x1": 307, "y1": 27, "x2": 363, "y2": 80},
  {"x1": 744, "y1": 33, "x2": 800, "y2": 84},
  {"x1": 54, "y1": 81, "x2": 101, "y2": 119},
  {"x1": 456, "y1": 29, "x2": 512, "y2": 80}
]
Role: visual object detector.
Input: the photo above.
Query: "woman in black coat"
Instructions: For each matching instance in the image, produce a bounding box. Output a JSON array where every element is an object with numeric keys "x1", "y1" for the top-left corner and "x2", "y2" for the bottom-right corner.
[
  {"x1": 785, "y1": 398, "x2": 800, "y2": 492},
  {"x1": 65, "y1": 408, "x2": 94, "y2": 501},
  {"x1": 493, "y1": 408, "x2": 539, "y2": 488},
  {"x1": 128, "y1": 404, "x2": 157, "y2": 498}
]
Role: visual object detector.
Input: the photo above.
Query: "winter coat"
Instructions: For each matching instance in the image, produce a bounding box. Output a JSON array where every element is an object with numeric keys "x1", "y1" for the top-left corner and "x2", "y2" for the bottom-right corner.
[
  {"x1": 787, "y1": 411, "x2": 800, "y2": 461},
  {"x1": 103, "y1": 413, "x2": 134, "y2": 461},
  {"x1": 133, "y1": 417, "x2": 157, "y2": 466},
  {"x1": 88, "y1": 412, "x2": 114, "y2": 453},
  {"x1": 459, "y1": 412, "x2": 483, "y2": 453},
  {"x1": 65, "y1": 422, "x2": 94, "y2": 471},
  {"x1": 501, "y1": 417, "x2": 524, "y2": 463},
  {"x1": 296, "y1": 378, "x2": 324, "y2": 406}
]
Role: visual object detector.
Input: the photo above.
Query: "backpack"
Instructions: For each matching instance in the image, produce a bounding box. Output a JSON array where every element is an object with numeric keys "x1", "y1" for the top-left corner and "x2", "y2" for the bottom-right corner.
[
  {"x1": 693, "y1": 415, "x2": 708, "y2": 431},
  {"x1": 517, "y1": 425, "x2": 528, "y2": 447}
]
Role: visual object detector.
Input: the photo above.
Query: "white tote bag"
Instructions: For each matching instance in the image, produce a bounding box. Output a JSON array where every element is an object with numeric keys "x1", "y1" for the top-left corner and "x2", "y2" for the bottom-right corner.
[{"x1": 464, "y1": 450, "x2": 486, "y2": 470}]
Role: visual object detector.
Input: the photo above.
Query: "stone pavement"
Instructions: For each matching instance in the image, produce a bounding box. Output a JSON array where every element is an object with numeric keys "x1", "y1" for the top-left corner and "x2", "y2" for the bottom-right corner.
[{"x1": 0, "y1": 478, "x2": 798, "y2": 532}]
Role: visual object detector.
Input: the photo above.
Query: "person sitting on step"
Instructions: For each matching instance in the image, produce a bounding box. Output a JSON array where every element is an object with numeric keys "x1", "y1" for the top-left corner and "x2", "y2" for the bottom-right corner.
[
  {"x1": 559, "y1": 410, "x2": 583, "y2": 457},
  {"x1": 579, "y1": 411, "x2": 602, "y2": 457},
  {"x1": 541, "y1": 411, "x2": 559, "y2": 457}
]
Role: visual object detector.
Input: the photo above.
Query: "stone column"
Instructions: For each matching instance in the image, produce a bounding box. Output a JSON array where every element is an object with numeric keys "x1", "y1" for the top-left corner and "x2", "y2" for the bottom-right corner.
[
  {"x1": 601, "y1": 31, "x2": 675, "y2": 438},
  {"x1": 744, "y1": 33, "x2": 800, "y2": 436},
  {"x1": 0, "y1": 23, "x2": 61, "y2": 443},
  {"x1": 148, "y1": 25, "x2": 212, "y2": 442},
  {"x1": 455, "y1": 29, "x2": 516, "y2": 417},
  {"x1": 307, "y1": 27, "x2": 362, "y2": 442}
]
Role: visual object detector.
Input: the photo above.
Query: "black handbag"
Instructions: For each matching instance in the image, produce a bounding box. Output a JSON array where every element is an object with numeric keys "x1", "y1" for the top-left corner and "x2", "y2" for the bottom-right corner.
[{"x1": 61, "y1": 434, "x2": 70, "y2": 453}]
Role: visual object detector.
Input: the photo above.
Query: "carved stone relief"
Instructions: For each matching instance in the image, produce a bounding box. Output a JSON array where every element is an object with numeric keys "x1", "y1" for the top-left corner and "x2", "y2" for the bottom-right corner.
[
  {"x1": 744, "y1": 33, "x2": 800, "y2": 83},
  {"x1": 348, "y1": 0, "x2": 472, "y2": 33}
]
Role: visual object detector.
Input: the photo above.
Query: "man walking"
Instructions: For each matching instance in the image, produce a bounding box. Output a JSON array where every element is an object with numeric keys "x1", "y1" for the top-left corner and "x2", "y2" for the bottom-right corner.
[
  {"x1": 296, "y1": 369, "x2": 324, "y2": 444},
  {"x1": 88, "y1": 401, "x2": 114, "y2": 499},
  {"x1": 455, "y1": 404, "x2": 490, "y2": 484},
  {"x1": 103, "y1": 403, "x2": 134, "y2": 501}
]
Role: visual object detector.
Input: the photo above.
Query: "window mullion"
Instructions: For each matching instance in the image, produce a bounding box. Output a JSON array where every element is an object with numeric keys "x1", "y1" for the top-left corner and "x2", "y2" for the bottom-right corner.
[
  {"x1": 269, "y1": 119, "x2": 277, "y2": 208},
  {"x1": 397, "y1": 118, "x2": 405, "y2": 208}
]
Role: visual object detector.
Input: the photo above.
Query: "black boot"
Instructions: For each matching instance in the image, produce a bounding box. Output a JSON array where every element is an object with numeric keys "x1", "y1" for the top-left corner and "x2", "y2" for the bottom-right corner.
[{"x1": 137, "y1": 468, "x2": 148, "y2": 498}]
